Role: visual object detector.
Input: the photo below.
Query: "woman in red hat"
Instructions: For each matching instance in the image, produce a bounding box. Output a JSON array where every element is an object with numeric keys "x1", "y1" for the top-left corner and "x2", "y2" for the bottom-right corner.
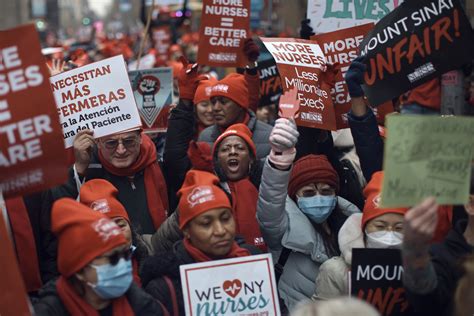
[
  {"x1": 256, "y1": 118, "x2": 360, "y2": 312},
  {"x1": 140, "y1": 170, "x2": 257, "y2": 315},
  {"x1": 33, "y1": 198, "x2": 167, "y2": 315},
  {"x1": 313, "y1": 171, "x2": 407, "y2": 300}
]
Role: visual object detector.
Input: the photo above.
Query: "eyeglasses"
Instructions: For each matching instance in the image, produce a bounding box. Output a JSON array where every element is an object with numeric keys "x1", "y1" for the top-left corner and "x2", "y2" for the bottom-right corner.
[
  {"x1": 100, "y1": 248, "x2": 132, "y2": 266},
  {"x1": 101, "y1": 136, "x2": 139, "y2": 151}
]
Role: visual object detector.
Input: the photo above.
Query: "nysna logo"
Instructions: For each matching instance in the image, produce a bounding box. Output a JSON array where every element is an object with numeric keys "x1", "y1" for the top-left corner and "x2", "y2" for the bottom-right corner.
[
  {"x1": 212, "y1": 84, "x2": 229, "y2": 93},
  {"x1": 188, "y1": 186, "x2": 215, "y2": 208},
  {"x1": 90, "y1": 199, "x2": 111, "y2": 214},
  {"x1": 223, "y1": 279, "x2": 242, "y2": 298},
  {"x1": 91, "y1": 218, "x2": 121, "y2": 241}
]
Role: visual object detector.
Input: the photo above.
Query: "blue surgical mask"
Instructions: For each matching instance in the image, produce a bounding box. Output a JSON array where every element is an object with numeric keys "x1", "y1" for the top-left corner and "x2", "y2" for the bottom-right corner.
[
  {"x1": 297, "y1": 195, "x2": 337, "y2": 224},
  {"x1": 88, "y1": 258, "x2": 133, "y2": 299}
]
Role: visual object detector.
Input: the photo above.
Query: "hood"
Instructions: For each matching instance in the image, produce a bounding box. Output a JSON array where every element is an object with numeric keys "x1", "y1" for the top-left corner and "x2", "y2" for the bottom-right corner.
[{"x1": 337, "y1": 213, "x2": 365, "y2": 265}]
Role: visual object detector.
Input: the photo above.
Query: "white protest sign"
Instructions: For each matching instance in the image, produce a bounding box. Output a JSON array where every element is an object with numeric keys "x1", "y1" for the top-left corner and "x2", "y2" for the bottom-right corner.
[
  {"x1": 307, "y1": 0, "x2": 402, "y2": 34},
  {"x1": 180, "y1": 254, "x2": 281, "y2": 316},
  {"x1": 50, "y1": 55, "x2": 142, "y2": 148}
]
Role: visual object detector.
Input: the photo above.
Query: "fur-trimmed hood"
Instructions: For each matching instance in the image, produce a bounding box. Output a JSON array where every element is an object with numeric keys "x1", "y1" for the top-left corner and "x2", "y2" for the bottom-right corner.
[{"x1": 338, "y1": 213, "x2": 365, "y2": 265}]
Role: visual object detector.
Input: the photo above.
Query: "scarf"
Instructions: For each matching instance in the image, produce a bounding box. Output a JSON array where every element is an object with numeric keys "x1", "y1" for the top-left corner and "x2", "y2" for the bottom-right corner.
[
  {"x1": 5, "y1": 197, "x2": 42, "y2": 292},
  {"x1": 56, "y1": 276, "x2": 133, "y2": 316},
  {"x1": 218, "y1": 112, "x2": 250, "y2": 133},
  {"x1": 183, "y1": 238, "x2": 250, "y2": 263},
  {"x1": 99, "y1": 134, "x2": 168, "y2": 229},
  {"x1": 228, "y1": 178, "x2": 267, "y2": 252}
]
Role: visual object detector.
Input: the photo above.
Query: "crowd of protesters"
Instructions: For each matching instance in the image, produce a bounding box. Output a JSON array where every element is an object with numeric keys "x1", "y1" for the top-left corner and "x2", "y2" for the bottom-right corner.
[{"x1": 2, "y1": 3, "x2": 474, "y2": 316}]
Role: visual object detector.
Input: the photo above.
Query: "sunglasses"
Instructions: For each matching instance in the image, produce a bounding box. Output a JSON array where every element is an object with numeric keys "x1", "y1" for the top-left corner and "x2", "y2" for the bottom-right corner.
[
  {"x1": 102, "y1": 248, "x2": 132, "y2": 266},
  {"x1": 101, "y1": 136, "x2": 139, "y2": 151}
]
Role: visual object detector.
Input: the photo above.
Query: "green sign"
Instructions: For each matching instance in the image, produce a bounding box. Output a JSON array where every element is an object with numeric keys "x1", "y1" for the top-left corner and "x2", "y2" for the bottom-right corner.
[{"x1": 381, "y1": 115, "x2": 474, "y2": 208}]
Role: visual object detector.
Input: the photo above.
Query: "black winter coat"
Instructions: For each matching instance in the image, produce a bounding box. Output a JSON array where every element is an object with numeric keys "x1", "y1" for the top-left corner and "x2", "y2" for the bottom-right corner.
[
  {"x1": 406, "y1": 220, "x2": 474, "y2": 316},
  {"x1": 33, "y1": 279, "x2": 167, "y2": 316}
]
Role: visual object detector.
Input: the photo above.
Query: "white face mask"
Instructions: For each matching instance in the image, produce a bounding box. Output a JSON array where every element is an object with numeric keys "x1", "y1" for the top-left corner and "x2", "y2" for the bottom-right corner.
[{"x1": 365, "y1": 230, "x2": 403, "y2": 249}]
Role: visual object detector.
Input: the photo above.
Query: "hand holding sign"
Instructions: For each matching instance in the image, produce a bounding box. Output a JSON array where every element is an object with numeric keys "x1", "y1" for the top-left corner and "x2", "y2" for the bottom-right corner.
[
  {"x1": 73, "y1": 129, "x2": 95, "y2": 176},
  {"x1": 403, "y1": 197, "x2": 438, "y2": 248},
  {"x1": 278, "y1": 87, "x2": 300, "y2": 119}
]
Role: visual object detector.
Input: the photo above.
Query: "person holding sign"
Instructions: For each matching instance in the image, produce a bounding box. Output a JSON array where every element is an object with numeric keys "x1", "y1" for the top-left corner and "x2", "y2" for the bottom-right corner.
[
  {"x1": 257, "y1": 118, "x2": 360, "y2": 311},
  {"x1": 52, "y1": 128, "x2": 169, "y2": 236},
  {"x1": 33, "y1": 198, "x2": 167, "y2": 315},
  {"x1": 140, "y1": 170, "x2": 258, "y2": 315},
  {"x1": 313, "y1": 171, "x2": 407, "y2": 300},
  {"x1": 79, "y1": 179, "x2": 152, "y2": 287}
]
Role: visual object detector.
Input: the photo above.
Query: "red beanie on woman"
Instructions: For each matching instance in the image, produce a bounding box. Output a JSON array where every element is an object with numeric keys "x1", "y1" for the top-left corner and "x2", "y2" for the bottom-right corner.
[
  {"x1": 210, "y1": 73, "x2": 248, "y2": 109},
  {"x1": 79, "y1": 179, "x2": 130, "y2": 223},
  {"x1": 361, "y1": 171, "x2": 408, "y2": 229},
  {"x1": 51, "y1": 198, "x2": 126, "y2": 277},
  {"x1": 193, "y1": 76, "x2": 218, "y2": 105},
  {"x1": 288, "y1": 154, "x2": 340, "y2": 199},
  {"x1": 178, "y1": 170, "x2": 231, "y2": 229},
  {"x1": 213, "y1": 123, "x2": 256, "y2": 158}
]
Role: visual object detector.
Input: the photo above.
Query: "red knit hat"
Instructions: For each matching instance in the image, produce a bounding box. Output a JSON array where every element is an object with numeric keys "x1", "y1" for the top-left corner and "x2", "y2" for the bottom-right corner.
[
  {"x1": 79, "y1": 179, "x2": 130, "y2": 223},
  {"x1": 288, "y1": 155, "x2": 340, "y2": 199},
  {"x1": 51, "y1": 198, "x2": 127, "y2": 277},
  {"x1": 213, "y1": 123, "x2": 256, "y2": 158},
  {"x1": 187, "y1": 140, "x2": 214, "y2": 173},
  {"x1": 193, "y1": 76, "x2": 218, "y2": 105},
  {"x1": 361, "y1": 171, "x2": 408, "y2": 229},
  {"x1": 178, "y1": 170, "x2": 231, "y2": 229},
  {"x1": 210, "y1": 73, "x2": 248, "y2": 109}
]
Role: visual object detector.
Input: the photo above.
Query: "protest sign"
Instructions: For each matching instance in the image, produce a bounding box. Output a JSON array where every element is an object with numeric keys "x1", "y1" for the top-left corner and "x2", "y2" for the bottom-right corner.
[
  {"x1": 307, "y1": 0, "x2": 401, "y2": 34},
  {"x1": 351, "y1": 248, "x2": 409, "y2": 316},
  {"x1": 261, "y1": 37, "x2": 337, "y2": 130},
  {"x1": 128, "y1": 53, "x2": 156, "y2": 71},
  {"x1": 129, "y1": 67, "x2": 173, "y2": 132},
  {"x1": 359, "y1": 0, "x2": 474, "y2": 106},
  {"x1": 278, "y1": 87, "x2": 300, "y2": 119},
  {"x1": 180, "y1": 254, "x2": 280, "y2": 316},
  {"x1": 0, "y1": 24, "x2": 68, "y2": 197},
  {"x1": 152, "y1": 26, "x2": 171, "y2": 64},
  {"x1": 381, "y1": 115, "x2": 474, "y2": 208},
  {"x1": 50, "y1": 55, "x2": 142, "y2": 148},
  {"x1": 197, "y1": 0, "x2": 250, "y2": 67},
  {"x1": 258, "y1": 58, "x2": 283, "y2": 106}
]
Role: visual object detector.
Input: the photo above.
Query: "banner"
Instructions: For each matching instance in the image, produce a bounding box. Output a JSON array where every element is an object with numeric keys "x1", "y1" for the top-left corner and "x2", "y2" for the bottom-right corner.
[
  {"x1": 129, "y1": 67, "x2": 173, "y2": 132},
  {"x1": 351, "y1": 248, "x2": 409, "y2": 316},
  {"x1": 180, "y1": 254, "x2": 280, "y2": 316},
  {"x1": 197, "y1": 0, "x2": 250, "y2": 67},
  {"x1": 0, "y1": 24, "x2": 68, "y2": 197},
  {"x1": 50, "y1": 55, "x2": 142, "y2": 148},
  {"x1": 152, "y1": 26, "x2": 171, "y2": 64},
  {"x1": 307, "y1": 0, "x2": 402, "y2": 34},
  {"x1": 381, "y1": 115, "x2": 474, "y2": 208},
  {"x1": 258, "y1": 58, "x2": 283, "y2": 106},
  {"x1": 261, "y1": 37, "x2": 337, "y2": 130},
  {"x1": 359, "y1": 0, "x2": 474, "y2": 106}
]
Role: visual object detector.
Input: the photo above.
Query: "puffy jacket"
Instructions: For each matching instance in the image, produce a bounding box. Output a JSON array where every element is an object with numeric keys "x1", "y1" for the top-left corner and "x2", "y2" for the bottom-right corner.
[
  {"x1": 33, "y1": 279, "x2": 167, "y2": 315},
  {"x1": 256, "y1": 159, "x2": 360, "y2": 311},
  {"x1": 197, "y1": 110, "x2": 272, "y2": 159}
]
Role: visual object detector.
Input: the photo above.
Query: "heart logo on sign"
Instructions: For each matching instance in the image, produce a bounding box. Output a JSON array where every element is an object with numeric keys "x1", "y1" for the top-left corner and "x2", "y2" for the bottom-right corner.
[{"x1": 222, "y1": 279, "x2": 242, "y2": 298}]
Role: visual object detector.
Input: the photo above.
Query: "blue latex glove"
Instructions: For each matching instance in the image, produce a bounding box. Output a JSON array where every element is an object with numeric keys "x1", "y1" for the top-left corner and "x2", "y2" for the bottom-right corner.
[{"x1": 345, "y1": 56, "x2": 366, "y2": 98}]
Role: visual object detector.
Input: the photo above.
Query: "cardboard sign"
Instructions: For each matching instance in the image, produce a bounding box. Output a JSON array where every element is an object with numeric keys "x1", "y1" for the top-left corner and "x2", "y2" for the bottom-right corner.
[
  {"x1": 351, "y1": 248, "x2": 409, "y2": 316},
  {"x1": 307, "y1": 0, "x2": 402, "y2": 34},
  {"x1": 359, "y1": 0, "x2": 474, "y2": 106},
  {"x1": 180, "y1": 254, "x2": 280, "y2": 316},
  {"x1": 0, "y1": 24, "x2": 68, "y2": 198},
  {"x1": 381, "y1": 115, "x2": 474, "y2": 208},
  {"x1": 152, "y1": 26, "x2": 171, "y2": 63},
  {"x1": 197, "y1": 0, "x2": 250, "y2": 67},
  {"x1": 258, "y1": 58, "x2": 283, "y2": 106},
  {"x1": 129, "y1": 67, "x2": 173, "y2": 132},
  {"x1": 261, "y1": 37, "x2": 337, "y2": 130},
  {"x1": 50, "y1": 55, "x2": 142, "y2": 148}
]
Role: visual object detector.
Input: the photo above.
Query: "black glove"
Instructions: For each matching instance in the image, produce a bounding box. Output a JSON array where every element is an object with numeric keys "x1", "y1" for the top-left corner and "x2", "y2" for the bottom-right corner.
[
  {"x1": 345, "y1": 56, "x2": 366, "y2": 98},
  {"x1": 300, "y1": 19, "x2": 315, "y2": 40}
]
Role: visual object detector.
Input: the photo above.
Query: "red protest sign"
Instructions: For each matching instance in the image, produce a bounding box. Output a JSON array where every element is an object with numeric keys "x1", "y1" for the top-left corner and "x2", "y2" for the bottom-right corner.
[
  {"x1": 278, "y1": 87, "x2": 300, "y2": 119},
  {"x1": 261, "y1": 37, "x2": 337, "y2": 130},
  {"x1": 197, "y1": 0, "x2": 250, "y2": 67},
  {"x1": 0, "y1": 24, "x2": 68, "y2": 198}
]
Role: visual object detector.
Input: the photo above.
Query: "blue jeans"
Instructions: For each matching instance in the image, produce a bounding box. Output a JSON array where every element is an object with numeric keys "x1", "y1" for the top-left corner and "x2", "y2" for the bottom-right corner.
[{"x1": 400, "y1": 103, "x2": 440, "y2": 115}]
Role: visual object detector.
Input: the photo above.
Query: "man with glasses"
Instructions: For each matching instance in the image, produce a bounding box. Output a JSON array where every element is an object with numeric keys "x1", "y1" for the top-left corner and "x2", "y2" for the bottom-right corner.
[{"x1": 52, "y1": 128, "x2": 169, "y2": 235}]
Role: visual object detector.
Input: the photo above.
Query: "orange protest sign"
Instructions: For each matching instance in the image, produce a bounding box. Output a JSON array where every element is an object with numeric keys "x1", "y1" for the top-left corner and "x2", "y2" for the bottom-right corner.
[
  {"x1": 278, "y1": 87, "x2": 300, "y2": 119},
  {"x1": 197, "y1": 0, "x2": 250, "y2": 67},
  {"x1": 0, "y1": 24, "x2": 68, "y2": 198},
  {"x1": 261, "y1": 37, "x2": 337, "y2": 131}
]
